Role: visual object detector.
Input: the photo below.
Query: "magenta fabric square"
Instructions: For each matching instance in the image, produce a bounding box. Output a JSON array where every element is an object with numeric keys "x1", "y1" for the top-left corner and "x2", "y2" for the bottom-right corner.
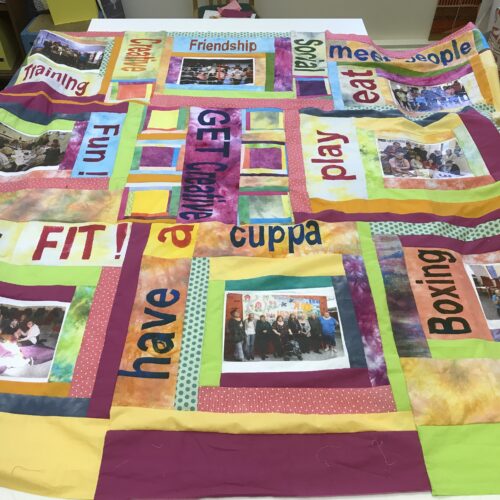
[
  {"x1": 140, "y1": 147, "x2": 174, "y2": 167},
  {"x1": 95, "y1": 430, "x2": 431, "y2": 498},
  {"x1": 249, "y1": 147, "x2": 282, "y2": 169}
]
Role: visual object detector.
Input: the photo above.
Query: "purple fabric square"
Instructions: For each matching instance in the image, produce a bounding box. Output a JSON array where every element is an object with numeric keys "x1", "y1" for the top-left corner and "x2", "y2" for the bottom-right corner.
[
  {"x1": 249, "y1": 148, "x2": 282, "y2": 170},
  {"x1": 166, "y1": 57, "x2": 182, "y2": 84},
  {"x1": 297, "y1": 79, "x2": 327, "y2": 96},
  {"x1": 140, "y1": 147, "x2": 174, "y2": 167}
]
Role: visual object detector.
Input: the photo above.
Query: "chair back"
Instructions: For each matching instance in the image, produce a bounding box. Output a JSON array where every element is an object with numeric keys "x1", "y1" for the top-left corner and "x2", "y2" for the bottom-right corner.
[{"x1": 193, "y1": 0, "x2": 255, "y2": 17}]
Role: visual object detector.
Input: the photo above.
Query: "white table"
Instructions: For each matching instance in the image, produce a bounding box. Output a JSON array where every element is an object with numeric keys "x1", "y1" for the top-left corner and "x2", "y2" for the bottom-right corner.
[{"x1": 89, "y1": 17, "x2": 367, "y2": 34}]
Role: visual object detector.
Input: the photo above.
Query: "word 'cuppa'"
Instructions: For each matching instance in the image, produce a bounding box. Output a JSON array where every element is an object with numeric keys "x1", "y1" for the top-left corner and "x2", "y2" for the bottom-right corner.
[
  {"x1": 230, "y1": 220, "x2": 322, "y2": 253},
  {"x1": 155, "y1": 221, "x2": 323, "y2": 254}
]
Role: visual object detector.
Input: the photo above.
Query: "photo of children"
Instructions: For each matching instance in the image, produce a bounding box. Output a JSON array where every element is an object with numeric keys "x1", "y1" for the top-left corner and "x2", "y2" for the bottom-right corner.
[
  {"x1": 178, "y1": 58, "x2": 254, "y2": 86},
  {"x1": 390, "y1": 79, "x2": 471, "y2": 113},
  {"x1": 223, "y1": 287, "x2": 349, "y2": 372},
  {"x1": 377, "y1": 138, "x2": 472, "y2": 179},
  {"x1": 31, "y1": 31, "x2": 106, "y2": 71},
  {"x1": 0, "y1": 123, "x2": 71, "y2": 174},
  {"x1": 465, "y1": 264, "x2": 500, "y2": 332},
  {"x1": 0, "y1": 297, "x2": 68, "y2": 382}
]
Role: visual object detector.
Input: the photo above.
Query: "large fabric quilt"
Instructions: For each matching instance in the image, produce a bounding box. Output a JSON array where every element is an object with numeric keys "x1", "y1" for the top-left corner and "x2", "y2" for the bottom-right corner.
[{"x1": 0, "y1": 23, "x2": 499, "y2": 499}]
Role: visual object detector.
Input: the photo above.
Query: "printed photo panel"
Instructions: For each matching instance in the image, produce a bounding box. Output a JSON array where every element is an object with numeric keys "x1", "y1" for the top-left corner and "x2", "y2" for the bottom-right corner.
[
  {"x1": 107, "y1": 32, "x2": 166, "y2": 102},
  {"x1": 296, "y1": 107, "x2": 500, "y2": 222},
  {"x1": 10, "y1": 30, "x2": 120, "y2": 101},
  {"x1": 0, "y1": 94, "x2": 144, "y2": 191},
  {"x1": 344, "y1": 221, "x2": 500, "y2": 437},
  {"x1": 370, "y1": 228, "x2": 500, "y2": 360},
  {"x1": 156, "y1": 34, "x2": 295, "y2": 99},
  {"x1": 120, "y1": 104, "x2": 292, "y2": 224},
  {"x1": 0, "y1": 219, "x2": 133, "y2": 417},
  {"x1": 110, "y1": 220, "x2": 393, "y2": 416},
  {"x1": 325, "y1": 24, "x2": 500, "y2": 116},
  {"x1": 291, "y1": 32, "x2": 331, "y2": 98},
  {"x1": 373, "y1": 235, "x2": 500, "y2": 429}
]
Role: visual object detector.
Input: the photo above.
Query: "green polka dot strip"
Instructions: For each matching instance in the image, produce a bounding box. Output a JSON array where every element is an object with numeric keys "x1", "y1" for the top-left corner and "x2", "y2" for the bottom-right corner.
[
  {"x1": 99, "y1": 39, "x2": 115, "y2": 78},
  {"x1": 353, "y1": 103, "x2": 498, "y2": 126},
  {"x1": 165, "y1": 31, "x2": 287, "y2": 38},
  {"x1": 174, "y1": 257, "x2": 210, "y2": 411},
  {"x1": 370, "y1": 219, "x2": 500, "y2": 241}
]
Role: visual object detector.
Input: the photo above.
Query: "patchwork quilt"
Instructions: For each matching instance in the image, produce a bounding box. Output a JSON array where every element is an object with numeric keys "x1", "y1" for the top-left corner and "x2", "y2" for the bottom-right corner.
[{"x1": 0, "y1": 22, "x2": 499, "y2": 499}]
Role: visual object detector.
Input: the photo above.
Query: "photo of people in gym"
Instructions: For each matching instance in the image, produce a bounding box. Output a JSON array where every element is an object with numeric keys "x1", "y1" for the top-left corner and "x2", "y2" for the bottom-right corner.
[{"x1": 178, "y1": 58, "x2": 254, "y2": 85}]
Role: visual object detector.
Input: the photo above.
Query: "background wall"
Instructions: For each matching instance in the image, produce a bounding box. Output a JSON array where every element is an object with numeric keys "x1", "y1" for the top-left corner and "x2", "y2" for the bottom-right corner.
[{"x1": 121, "y1": 0, "x2": 440, "y2": 46}]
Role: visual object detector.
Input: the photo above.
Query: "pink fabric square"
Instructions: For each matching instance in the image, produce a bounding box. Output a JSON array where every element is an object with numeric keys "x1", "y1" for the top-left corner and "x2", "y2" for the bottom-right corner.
[
  {"x1": 140, "y1": 147, "x2": 174, "y2": 167},
  {"x1": 218, "y1": 0, "x2": 242, "y2": 13},
  {"x1": 249, "y1": 147, "x2": 282, "y2": 170}
]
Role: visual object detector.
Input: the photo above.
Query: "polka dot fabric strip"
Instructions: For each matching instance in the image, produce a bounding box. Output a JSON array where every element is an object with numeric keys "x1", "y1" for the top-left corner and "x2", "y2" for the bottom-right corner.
[
  {"x1": 197, "y1": 385, "x2": 397, "y2": 414},
  {"x1": 370, "y1": 220, "x2": 500, "y2": 241},
  {"x1": 174, "y1": 257, "x2": 210, "y2": 411}
]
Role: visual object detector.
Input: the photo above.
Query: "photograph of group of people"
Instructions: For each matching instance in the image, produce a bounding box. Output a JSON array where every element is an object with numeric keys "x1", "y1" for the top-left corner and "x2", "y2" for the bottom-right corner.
[
  {"x1": 0, "y1": 124, "x2": 70, "y2": 174},
  {"x1": 179, "y1": 58, "x2": 254, "y2": 86},
  {"x1": 465, "y1": 264, "x2": 500, "y2": 332},
  {"x1": 390, "y1": 80, "x2": 471, "y2": 113},
  {"x1": 378, "y1": 137, "x2": 472, "y2": 178},
  {"x1": 0, "y1": 298, "x2": 67, "y2": 381},
  {"x1": 223, "y1": 289, "x2": 346, "y2": 366},
  {"x1": 32, "y1": 31, "x2": 105, "y2": 71}
]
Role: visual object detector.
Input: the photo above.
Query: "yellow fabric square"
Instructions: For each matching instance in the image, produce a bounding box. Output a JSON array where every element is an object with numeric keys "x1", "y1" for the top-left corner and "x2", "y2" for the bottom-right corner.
[
  {"x1": 148, "y1": 109, "x2": 179, "y2": 130},
  {"x1": 0, "y1": 411, "x2": 107, "y2": 498},
  {"x1": 47, "y1": 0, "x2": 98, "y2": 24},
  {"x1": 132, "y1": 190, "x2": 170, "y2": 215},
  {"x1": 210, "y1": 254, "x2": 345, "y2": 281},
  {"x1": 249, "y1": 111, "x2": 283, "y2": 130},
  {"x1": 281, "y1": 195, "x2": 292, "y2": 218},
  {"x1": 145, "y1": 223, "x2": 200, "y2": 259}
]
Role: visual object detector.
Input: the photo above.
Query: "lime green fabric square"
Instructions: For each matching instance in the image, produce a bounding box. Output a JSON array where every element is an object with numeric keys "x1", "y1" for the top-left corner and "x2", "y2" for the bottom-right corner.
[{"x1": 419, "y1": 424, "x2": 500, "y2": 495}]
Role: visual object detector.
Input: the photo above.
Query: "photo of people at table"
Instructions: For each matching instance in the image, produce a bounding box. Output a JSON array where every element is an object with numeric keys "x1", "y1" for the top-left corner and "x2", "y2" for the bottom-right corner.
[
  {"x1": 0, "y1": 123, "x2": 71, "y2": 174},
  {"x1": 390, "y1": 80, "x2": 471, "y2": 113},
  {"x1": 31, "y1": 31, "x2": 105, "y2": 71},
  {"x1": 223, "y1": 290, "x2": 346, "y2": 363},
  {"x1": 179, "y1": 58, "x2": 254, "y2": 85},
  {"x1": 0, "y1": 298, "x2": 67, "y2": 381},
  {"x1": 377, "y1": 138, "x2": 473, "y2": 178}
]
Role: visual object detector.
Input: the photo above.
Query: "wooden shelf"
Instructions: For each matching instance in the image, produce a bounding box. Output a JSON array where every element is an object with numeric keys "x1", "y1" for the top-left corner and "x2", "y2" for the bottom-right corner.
[
  {"x1": 0, "y1": 51, "x2": 21, "y2": 78},
  {"x1": 0, "y1": 0, "x2": 28, "y2": 84}
]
